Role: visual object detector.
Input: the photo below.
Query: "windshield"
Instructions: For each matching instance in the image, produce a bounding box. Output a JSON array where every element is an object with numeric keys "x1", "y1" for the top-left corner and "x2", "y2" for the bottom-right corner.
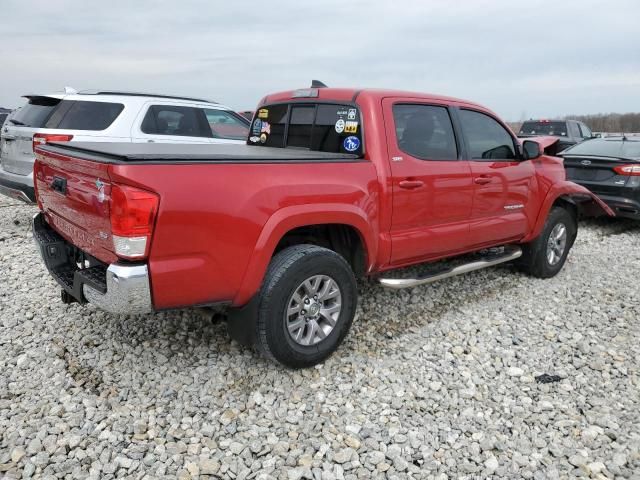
[
  {"x1": 519, "y1": 121, "x2": 567, "y2": 137},
  {"x1": 248, "y1": 103, "x2": 363, "y2": 155},
  {"x1": 563, "y1": 139, "x2": 640, "y2": 159},
  {"x1": 11, "y1": 97, "x2": 61, "y2": 127}
]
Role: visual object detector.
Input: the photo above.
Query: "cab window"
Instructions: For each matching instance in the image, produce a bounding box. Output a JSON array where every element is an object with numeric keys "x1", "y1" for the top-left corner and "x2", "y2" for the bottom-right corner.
[
  {"x1": 393, "y1": 104, "x2": 458, "y2": 160},
  {"x1": 459, "y1": 109, "x2": 516, "y2": 160}
]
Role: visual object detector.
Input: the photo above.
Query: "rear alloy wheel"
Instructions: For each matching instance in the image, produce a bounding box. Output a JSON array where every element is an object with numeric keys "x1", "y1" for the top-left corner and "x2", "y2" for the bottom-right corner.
[
  {"x1": 255, "y1": 245, "x2": 357, "y2": 368},
  {"x1": 518, "y1": 206, "x2": 576, "y2": 278},
  {"x1": 285, "y1": 275, "x2": 342, "y2": 346}
]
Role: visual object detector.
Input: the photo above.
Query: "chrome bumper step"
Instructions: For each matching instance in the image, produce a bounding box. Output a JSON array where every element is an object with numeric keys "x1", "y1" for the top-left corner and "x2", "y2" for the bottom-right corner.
[{"x1": 379, "y1": 245, "x2": 522, "y2": 290}]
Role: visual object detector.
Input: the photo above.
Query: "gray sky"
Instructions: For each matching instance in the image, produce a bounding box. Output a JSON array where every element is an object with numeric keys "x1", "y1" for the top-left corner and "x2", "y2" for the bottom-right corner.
[{"x1": 1, "y1": 0, "x2": 639, "y2": 120}]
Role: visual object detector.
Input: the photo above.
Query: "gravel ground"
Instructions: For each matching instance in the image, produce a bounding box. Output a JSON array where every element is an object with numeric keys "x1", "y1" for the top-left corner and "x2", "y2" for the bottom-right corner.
[{"x1": 1, "y1": 195, "x2": 639, "y2": 480}]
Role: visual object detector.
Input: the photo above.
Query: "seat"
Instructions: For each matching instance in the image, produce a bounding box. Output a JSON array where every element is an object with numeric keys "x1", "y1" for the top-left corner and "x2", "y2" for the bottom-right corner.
[{"x1": 399, "y1": 113, "x2": 436, "y2": 158}]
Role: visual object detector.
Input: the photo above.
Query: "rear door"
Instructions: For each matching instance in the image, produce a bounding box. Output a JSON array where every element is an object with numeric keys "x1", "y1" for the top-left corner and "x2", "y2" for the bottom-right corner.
[
  {"x1": 1, "y1": 96, "x2": 61, "y2": 175},
  {"x1": 456, "y1": 108, "x2": 536, "y2": 247},
  {"x1": 383, "y1": 98, "x2": 474, "y2": 265}
]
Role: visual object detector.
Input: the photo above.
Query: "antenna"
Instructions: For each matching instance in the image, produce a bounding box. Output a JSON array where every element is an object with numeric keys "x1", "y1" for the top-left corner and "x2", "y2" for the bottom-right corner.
[{"x1": 311, "y1": 80, "x2": 328, "y2": 88}]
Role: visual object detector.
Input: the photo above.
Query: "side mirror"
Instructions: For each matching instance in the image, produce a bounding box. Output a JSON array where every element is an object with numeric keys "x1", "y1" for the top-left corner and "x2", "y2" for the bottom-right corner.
[{"x1": 522, "y1": 140, "x2": 541, "y2": 160}]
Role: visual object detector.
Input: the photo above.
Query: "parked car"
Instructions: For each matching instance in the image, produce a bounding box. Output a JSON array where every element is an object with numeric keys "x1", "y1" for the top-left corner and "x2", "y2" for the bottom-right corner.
[
  {"x1": 561, "y1": 136, "x2": 640, "y2": 219},
  {"x1": 31, "y1": 86, "x2": 612, "y2": 367},
  {"x1": 238, "y1": 110, "x2": 254, "y2": 120},
  {"x1": 0, "y1": 90, "x2": 250, "y2": 203},
  {"x1": 518, "y1": 119, "x2": 594, "y2": 152},
  {"x1": 0, "y1": 108, "x2": 10, "y2": 127}
]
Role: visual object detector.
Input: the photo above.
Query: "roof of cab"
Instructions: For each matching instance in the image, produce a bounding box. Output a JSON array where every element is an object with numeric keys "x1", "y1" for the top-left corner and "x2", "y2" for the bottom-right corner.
[{"x1": 261, "y1": 87, "x2": 486, "y2": 110}]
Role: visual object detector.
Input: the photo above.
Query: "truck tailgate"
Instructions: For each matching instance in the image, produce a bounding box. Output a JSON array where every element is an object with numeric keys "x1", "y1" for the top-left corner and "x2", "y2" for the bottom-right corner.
[{"x1": 34, "y1": 147, "x2": 117, "y2": 264}]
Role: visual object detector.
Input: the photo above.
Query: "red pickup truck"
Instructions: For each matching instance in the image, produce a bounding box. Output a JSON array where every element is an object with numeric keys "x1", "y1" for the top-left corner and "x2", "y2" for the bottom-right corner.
[{"x1": 32, "y1": 87, "x2": 612, "y2": 367}]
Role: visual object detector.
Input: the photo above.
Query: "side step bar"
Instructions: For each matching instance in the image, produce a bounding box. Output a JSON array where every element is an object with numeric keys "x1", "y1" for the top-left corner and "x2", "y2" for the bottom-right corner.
[{"x1": 379, "y1": 246, "x2": 522, "y2": 290}]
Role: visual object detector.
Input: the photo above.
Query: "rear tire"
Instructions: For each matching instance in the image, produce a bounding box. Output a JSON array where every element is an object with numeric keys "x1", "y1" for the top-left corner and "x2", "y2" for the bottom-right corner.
[
  {"x1": 518, "y1": 206, "x2": 577, "y2": 278},
  {"x1": 255, "y1": 245, "x2": 357, "y2": 368}
]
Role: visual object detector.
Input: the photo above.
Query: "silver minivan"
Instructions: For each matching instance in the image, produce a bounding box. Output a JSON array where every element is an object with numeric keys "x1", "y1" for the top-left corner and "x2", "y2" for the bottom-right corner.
[{"x1": 0, "y1": 90, "x2": 250, "y2": 202}]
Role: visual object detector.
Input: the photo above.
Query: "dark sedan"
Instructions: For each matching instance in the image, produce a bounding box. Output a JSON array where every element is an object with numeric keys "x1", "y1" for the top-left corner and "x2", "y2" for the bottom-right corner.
[{"x1": 561, "y1": 136, "x2": 640, "y2": 219}]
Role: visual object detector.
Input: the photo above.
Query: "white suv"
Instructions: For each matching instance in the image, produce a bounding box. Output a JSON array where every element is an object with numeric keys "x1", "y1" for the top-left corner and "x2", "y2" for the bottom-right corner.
[{"x1": 0, "y1": 90, "x2": 250, "y2": 202}]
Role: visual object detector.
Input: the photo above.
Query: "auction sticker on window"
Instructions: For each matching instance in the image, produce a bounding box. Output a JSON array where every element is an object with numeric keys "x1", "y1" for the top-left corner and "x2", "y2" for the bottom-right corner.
[
  {"x1": 252, "y1": 119, "x2": 262, "y2": 136},
  {"x1": 344, "y1": 121, "x2": 358, "y2": 133},
  {"x1": 258, "y1": 108, "x2": 269, "y2": 119},
  {"x1": 343, "y1": 136, "x2": 360, "y2": 152},
  {"x1": 335, "y1": 119, "x2": 345, "y2": 133}
]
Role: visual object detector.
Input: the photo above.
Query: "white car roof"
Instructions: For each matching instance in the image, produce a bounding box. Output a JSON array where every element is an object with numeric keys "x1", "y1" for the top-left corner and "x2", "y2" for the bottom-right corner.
[{"x1": 22, "y1": 91, "x2": 232, "y2": 110}]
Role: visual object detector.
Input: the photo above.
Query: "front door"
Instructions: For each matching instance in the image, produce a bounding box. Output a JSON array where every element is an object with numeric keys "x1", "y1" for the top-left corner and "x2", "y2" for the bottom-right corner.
[
  {"x1": 456, "y1": 108, "x2": 537, "y2": 248},
  {"x1": 383, "y1": 99, "x2": 474, "y2": 265}
]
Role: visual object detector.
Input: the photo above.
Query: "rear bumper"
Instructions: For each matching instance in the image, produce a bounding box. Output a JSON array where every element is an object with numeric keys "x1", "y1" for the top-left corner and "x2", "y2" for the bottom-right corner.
[
  {"x1": 32, "y1": 212, "x2": 153, "y2": 314},
  {"x1": 595, "y1": 194, "x2": 640, "y2": 219},
  {"x1": 0, "y1": 167, "x2": 35, "y2": 202}
]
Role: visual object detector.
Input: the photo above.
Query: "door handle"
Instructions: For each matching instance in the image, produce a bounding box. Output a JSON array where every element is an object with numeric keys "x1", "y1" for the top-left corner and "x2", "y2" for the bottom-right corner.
[
  {"x1": 474, "y1": 176, "x2": 492, "y2": 185},
  {"x1": 399, "y1": 179, "x2": 424, "y2": 189}
]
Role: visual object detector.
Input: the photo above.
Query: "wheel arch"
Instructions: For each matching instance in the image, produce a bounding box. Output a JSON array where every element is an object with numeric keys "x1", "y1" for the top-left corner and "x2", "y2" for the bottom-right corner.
[
  {"x1": 232, "y1": 204, "x2": 377, "y2": 306},
  {"x1": 523, "y1": 181, "x2": 613, "y2": 243}
]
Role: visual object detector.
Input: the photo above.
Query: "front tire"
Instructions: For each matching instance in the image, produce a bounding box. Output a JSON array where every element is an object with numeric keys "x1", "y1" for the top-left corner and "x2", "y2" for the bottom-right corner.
[
  {"x1": 255, "y1": 245, "x2": 357, "y2": 368},
  {"x1": 518, "y1": 206, "x2": 577, "y2": 278}
]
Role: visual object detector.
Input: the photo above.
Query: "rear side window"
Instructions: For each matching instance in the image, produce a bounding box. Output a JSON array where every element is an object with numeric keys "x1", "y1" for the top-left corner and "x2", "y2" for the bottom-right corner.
[
  {"x1": 393, "y1": 104, "x2": 458, "y2": 160},
  {"x1": 578, "y1": 123, "x2": 592, "y2": 139},
  {"x1": 459, "y1": 109, "x2": 516, "y2": 160},
  {"x1": 45, "y1": 100, "x2": 124, "y2": 131},
  {"x1": 203, "y1": 109, "x2": 249, "y2": 140},
  {"x1": 568, "y1": 122, "x2": 581, "y2": 138},
  {"x1": 11, "y1": 97, "x2": 61, "y2": 127},
  {"x1": 248, "y1": 103, "x2": 363, "y2": 155},
  {"x1": 141, "y1": 105, "x2": 211, "y2": 137}
]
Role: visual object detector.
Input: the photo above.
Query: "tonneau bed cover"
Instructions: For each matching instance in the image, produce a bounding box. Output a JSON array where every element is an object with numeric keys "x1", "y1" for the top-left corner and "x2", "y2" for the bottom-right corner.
[{"x1": 39, "y1": 142, "x2": 361, "y2": 164}]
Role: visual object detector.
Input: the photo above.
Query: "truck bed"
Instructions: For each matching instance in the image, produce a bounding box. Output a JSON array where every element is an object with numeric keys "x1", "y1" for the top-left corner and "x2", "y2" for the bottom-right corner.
[{"x1": 40, "y1": 142, "x2": 361, "y2": 164}]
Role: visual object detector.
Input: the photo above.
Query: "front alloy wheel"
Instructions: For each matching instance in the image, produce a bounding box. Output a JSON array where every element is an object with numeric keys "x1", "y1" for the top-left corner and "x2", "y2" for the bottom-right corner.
[{"x1": 546, "y1": 223, "x2": 567, "y2": 266}]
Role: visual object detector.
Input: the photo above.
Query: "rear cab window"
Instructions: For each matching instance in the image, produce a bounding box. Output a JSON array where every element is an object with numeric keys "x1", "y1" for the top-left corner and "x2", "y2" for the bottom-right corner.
[
  {"x1": 248, "y1": 103, "x2": 363, "y2": 155},
  {"x1": 519, "y1": 121, "x2": 568, "y2": 137}
]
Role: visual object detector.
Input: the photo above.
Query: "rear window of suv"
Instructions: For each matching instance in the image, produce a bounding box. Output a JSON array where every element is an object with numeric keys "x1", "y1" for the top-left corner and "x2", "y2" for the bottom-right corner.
[
  {"x1": 11, "y1": 97, "x2": 61, "y2": 128},
  {"x1": 248, "y1": 103, "x2": 363, "y2": 155},
  {"x1": 44, "y1": 100, "x2": 124, "y2": 131}
]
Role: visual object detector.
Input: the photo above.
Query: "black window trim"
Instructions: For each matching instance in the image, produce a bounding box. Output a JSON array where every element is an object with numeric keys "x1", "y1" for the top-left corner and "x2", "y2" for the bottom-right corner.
[
  {"x1": 453, "y1": 106, "x2": 522, "y2": 162},
  {"x1": 249, "y1": 100, "x2": 366, "y2": 157},
  {"x1": 391, "y1": 102, "x2": 462, "y2": 162}
]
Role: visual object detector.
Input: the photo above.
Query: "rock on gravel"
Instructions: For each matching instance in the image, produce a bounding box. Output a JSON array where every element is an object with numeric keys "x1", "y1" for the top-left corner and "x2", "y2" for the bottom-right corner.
[{"x1": 1, "y1": 196, "x2": 639, "y2": 479}]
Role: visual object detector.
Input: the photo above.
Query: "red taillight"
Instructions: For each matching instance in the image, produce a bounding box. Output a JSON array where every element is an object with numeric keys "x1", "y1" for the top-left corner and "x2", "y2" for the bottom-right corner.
[
  {"x1": 110, "y1": 184, "x2": 159, "y2": 259},
  {"x1": 32, "y1": 133, "x2": 73, "y2": 152},
  {"x1": 613, "y1": 164, "x2": 640, "y2": 176}
]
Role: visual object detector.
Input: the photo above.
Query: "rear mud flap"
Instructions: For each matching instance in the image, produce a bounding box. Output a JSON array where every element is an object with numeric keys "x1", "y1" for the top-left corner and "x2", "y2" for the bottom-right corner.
[{"x1": 227, "y1": 296, "x2": 260, "y2": 347}]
